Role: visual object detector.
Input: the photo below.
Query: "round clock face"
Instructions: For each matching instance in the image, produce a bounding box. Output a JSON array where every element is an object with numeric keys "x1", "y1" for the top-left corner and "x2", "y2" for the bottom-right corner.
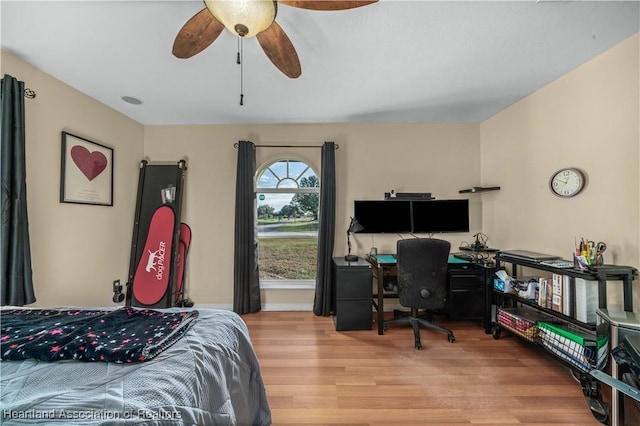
[{"x1": 550, "y1": 168, "x2": 585, "y2": 197}]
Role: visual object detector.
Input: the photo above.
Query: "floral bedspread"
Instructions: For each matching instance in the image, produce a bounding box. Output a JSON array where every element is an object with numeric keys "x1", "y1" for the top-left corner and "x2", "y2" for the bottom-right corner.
[{"x1": 1, "y1": 307, "x2": 198, "y2": 363}]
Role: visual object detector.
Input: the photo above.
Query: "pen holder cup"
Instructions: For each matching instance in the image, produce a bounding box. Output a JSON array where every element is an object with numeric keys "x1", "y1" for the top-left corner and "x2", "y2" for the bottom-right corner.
[{"x1": 574, "y1": 254, "x2": 589, "y2": 270}]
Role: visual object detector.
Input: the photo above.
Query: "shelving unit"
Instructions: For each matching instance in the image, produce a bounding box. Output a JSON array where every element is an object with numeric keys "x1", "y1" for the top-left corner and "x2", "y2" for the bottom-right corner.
[
  {"x1": 492, "y1": 253, "x2": 635, "y2": 325},
  {"x1": 491, "y1": 253, "x2": 636, "y2": 356},
  {"x1": 492, "y1": 253, "x2": 635, "y2": 334},
  {"x1": 490, "y1": 254, "x2": 637, "y2": 424}
]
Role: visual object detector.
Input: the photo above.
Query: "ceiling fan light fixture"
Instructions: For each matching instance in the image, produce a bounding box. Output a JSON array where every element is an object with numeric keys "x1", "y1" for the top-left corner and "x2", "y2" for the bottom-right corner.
[
  {"x1": 121, "y1": 96, "x2": 143, "y2": 105},
  {"x1": 204, "y1": 0, "x2": 277, "y2": 38}
]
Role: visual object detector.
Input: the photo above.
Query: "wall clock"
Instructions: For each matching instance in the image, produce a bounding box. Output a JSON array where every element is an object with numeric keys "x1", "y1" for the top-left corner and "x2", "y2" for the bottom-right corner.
[{"x1": 550, "y1": 168, "x2": 585, "y2": 197}]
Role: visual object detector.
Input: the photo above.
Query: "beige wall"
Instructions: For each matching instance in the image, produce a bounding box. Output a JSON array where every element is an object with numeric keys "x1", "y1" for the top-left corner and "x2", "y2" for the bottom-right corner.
[
  {"x1": 143, "y1": 124, "x2": 480, "y2": 308},
  {"x1": 1, "y1": 51, "x2": 144, "y2": 307},
  {"x1": 3, "y1": 32, "x2": 638, "y2": 311},
  {"x1": 481, "y1": 33, "x2": 640, "y2": 310}
]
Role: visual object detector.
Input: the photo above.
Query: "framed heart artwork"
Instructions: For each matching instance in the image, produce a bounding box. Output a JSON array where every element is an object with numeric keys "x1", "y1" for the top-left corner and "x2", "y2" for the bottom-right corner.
[{"x1": 60, "y1": 131, "x2": 113, "y2": 206}]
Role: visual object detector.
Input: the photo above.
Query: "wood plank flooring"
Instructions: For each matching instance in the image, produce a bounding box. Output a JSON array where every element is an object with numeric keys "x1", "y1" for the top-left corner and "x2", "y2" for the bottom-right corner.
[{"x1": 243, "y1": 311, "x2": 602, "y2": 426}]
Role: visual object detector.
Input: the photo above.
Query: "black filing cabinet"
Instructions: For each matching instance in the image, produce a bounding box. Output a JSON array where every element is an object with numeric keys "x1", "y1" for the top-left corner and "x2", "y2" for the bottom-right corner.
[
  {"x1": 448, "y1": 265, "x2": 487, "y2": 320},
  {"x1": 332, "y1": 257, "x2": 373, "y2": 331}
]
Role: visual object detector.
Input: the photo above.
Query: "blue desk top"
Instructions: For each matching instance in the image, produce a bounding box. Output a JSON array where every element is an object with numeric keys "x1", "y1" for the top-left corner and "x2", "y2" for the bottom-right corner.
[
  {"x1": 373, "y1": 254, "x2": 397, "y2": 264},
  {"x1": 369, "y1": 254, "x2": 469, "y2": 265}
]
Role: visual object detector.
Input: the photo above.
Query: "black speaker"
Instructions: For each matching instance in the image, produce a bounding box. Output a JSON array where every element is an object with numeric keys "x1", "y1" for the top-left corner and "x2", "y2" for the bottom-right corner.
[{"x1": 112, "y1": 280, "x2": 124, "y2": 303}]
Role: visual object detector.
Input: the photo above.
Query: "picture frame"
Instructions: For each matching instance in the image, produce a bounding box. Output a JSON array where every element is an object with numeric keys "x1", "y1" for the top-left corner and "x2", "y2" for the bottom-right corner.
[{"x1": 60, "y1": 131, "x2": 113, "y2": 206}]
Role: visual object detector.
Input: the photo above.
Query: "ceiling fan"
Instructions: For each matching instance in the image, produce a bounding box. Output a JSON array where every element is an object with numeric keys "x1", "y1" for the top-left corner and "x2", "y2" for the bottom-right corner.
[{"x1": 172, "y1": 0, "x2": 378, "y2": 79}]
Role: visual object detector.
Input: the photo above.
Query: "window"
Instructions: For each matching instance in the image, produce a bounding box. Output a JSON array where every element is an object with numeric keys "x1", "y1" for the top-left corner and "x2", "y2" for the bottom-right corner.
[{"x1": 256, "y1": 159, "x2": 319, "y2": 289}]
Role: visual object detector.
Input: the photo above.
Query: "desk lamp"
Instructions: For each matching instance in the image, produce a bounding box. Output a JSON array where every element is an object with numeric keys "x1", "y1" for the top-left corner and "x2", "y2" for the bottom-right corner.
[{"x1": 345, "y1": 217, "x2": 364, "y2": 261}]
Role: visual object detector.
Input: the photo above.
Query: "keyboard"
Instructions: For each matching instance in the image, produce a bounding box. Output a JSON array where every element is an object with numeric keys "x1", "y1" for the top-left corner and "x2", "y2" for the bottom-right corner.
[
  {"x1": 452, "y1": 252, "x2": 476, "y2": 261},
  {"x1": 539, "y1": 259, "x2": 574, "y2": 268}
]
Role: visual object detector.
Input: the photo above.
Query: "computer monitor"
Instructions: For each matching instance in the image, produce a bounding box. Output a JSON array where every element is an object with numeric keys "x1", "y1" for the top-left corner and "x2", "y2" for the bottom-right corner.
[
  {"x1": 411, "y1": 199, "x2": 470, "y2": 233},
  {"x1": 353, "y1": 200, "x2": 412, "y2": 233}
]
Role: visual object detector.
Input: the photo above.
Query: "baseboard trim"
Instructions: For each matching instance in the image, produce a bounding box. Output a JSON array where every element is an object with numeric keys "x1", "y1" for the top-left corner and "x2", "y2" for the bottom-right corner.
[
  {"x1": 194, "y1": 303, "x2": 403, "y2": 312},
  {"x1": 192, "y1": 303, "x2": 232, "y2": 310},
  {"x1": 192, "y1": 303, "x2": 314, "y2": 311},
  {"x1": 262, "y1": 303, "x2": 314, "y2": 311}
]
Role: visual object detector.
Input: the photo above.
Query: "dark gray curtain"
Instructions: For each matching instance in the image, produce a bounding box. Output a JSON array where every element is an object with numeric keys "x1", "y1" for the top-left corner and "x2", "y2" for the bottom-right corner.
[
  {"x1": 233, "y1": 140, "x2": 261, "y2": 314},
  {"x1": 1, "y1": 74, "x2": 35, "y2": 306},
  {"x1": 313, "y1": 142, "x2": 336, "y2": 316}
]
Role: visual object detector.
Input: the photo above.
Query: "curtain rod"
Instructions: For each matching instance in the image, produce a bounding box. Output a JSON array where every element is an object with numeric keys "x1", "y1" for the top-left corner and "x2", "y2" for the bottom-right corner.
[
  {"x1": 0, "y1": 82, "x2": 36, "y2": 99},
  {"x1": 234, "y1": 142, "x2": 338, "y2": 149}
]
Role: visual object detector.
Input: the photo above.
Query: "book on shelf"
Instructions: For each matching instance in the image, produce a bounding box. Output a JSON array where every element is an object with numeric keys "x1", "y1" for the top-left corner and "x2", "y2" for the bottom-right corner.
[
  {"x1": 552, "y1": 273, "x2": 563, "y2": 313},
  {"x1": 537, "y1": 277, "x2": 553, "y2": 309},
  {"x1": 575, "y1": 277, "x2": 598, "y2": 324},
  {"x1": 562, "y1": 275, "x2": 571, "y2": 315},
  {"x1": 537, "y1": 277, "x2": 545, "y2": 307}
]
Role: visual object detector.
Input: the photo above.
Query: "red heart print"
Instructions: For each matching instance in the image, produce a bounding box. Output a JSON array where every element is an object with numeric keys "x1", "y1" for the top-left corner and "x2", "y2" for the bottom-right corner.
[{"x1": 70, "y1": 145, "x2": 108, "y2": 181}]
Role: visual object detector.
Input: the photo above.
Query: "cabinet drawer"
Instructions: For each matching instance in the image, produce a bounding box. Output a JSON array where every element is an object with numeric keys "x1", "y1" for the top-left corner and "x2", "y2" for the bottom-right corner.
[
  {"x1": 449, "y1": 266, "x2": 486, "y2": 320},
  {"x1": 334, "y1": 300, "x2": 372, "y2": 331},
  {"x1": 335, "y1": 267, "x2": 372, "y2": 299},
  {"x1": 450, "y1": 287, "x2": 485, "y2": 319},
  {"x1": 449, "y1": 269, "x2": 484, "y2": 289}
]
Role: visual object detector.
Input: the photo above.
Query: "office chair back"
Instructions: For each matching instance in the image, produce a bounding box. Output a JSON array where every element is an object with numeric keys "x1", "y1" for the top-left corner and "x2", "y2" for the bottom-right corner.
[{"x1": 396, "y1": 238, "x2": 451, "y2": 310}]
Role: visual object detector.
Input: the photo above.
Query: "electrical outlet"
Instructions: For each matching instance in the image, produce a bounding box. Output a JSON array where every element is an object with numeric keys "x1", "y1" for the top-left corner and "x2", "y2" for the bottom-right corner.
[{"x1": 112, "y1": 279, "x2": 121, "y2": 292}]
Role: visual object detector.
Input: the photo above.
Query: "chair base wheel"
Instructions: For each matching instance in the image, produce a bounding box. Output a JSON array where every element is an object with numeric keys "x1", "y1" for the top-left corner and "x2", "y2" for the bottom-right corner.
[{"x1": 383, "y1": 309, "x2": 456, "y2": 349}]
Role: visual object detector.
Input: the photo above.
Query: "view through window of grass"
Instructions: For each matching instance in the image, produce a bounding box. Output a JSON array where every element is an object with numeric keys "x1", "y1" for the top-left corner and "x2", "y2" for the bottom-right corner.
[
  {"x1": 256, "y1": 159, "x2": 320, "y2": 281},
  {"x1": 258, "y1": 219, "x2": 318, "y2": 280}
]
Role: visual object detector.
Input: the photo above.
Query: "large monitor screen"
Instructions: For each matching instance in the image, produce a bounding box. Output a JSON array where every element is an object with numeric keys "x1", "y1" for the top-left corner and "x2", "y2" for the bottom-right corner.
[
  {"x1": 353, "y1": 200, "x2": 412, "y2": 233},
  {"x1": 411, "y1": 199, "x2": 470, "y2": 233}
]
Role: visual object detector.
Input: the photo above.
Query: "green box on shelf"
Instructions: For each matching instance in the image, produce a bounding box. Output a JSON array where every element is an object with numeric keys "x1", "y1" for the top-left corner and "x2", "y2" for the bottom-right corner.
[
  {"x1": 538, "y1": 322, "x2": 607, "y2": 348},
  {"x1": 537, "y1": 321, "x2": 608, "y2": 372}
]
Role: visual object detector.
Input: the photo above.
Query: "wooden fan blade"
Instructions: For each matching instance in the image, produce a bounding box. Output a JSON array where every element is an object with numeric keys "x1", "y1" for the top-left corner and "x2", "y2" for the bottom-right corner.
[
  {"x1": 279, "y1": 1, "x2": 377, "y2": 11},
  {"x1": 256, "y1": 22, "x2": 301, "y2": 79},
  {"x1": 172, "y1": 8, "x2": 224, "y2": 59}
]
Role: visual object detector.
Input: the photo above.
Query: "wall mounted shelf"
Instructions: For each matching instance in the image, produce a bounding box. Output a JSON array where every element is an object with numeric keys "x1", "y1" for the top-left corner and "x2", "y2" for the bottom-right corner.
[{"x1": 459, "y1": 186, "x2": 501, "y2": 194}]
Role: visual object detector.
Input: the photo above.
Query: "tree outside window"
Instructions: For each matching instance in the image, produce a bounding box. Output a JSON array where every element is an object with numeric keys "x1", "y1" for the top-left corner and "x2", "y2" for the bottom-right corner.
[{"x1": 256, "y1": 159, "x2": 319, "y2": 283}]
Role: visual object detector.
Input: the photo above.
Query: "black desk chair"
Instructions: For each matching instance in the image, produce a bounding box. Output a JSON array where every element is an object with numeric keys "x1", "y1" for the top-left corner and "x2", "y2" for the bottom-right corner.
[{"x1": 384, "y1": 238, "x2": 456, "y2": 349}]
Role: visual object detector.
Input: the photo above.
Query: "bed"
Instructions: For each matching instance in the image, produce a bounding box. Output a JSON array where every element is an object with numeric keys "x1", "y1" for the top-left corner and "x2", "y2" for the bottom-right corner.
[{"x1": 0, "y1": 307, "x2": 272, "y2": 425}]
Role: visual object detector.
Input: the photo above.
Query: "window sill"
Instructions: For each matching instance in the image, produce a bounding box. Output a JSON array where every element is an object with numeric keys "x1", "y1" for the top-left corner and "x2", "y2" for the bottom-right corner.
[{"x1": 260, "y1": 280, "x2": 315, "y2": 290}]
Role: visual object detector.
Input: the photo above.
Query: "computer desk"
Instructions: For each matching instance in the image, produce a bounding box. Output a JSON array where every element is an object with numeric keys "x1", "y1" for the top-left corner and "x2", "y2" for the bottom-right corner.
[{"x1": 366, "y1": 253, "x2": 480, "y2": 335}]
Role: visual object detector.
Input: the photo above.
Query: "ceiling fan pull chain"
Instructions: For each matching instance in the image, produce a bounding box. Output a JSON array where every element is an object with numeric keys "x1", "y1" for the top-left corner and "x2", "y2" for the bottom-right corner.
[
  {"x1": 236, "y1": 36, "x2": 241, "y2": 65},
  {"x1": 238, "y1": 36, "x2": 244, "y2": 106}
]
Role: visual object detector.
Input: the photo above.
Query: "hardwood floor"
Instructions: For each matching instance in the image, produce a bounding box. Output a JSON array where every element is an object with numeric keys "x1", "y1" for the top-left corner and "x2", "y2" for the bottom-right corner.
[{"x1": 243, "y1": 311, "x2": 602, "y2": 426}]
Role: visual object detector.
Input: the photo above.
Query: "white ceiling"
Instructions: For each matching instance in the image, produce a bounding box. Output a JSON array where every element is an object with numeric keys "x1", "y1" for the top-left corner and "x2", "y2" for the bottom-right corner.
[{"x1": 2, "y1": 1, "x2": 638, "y2": 125}]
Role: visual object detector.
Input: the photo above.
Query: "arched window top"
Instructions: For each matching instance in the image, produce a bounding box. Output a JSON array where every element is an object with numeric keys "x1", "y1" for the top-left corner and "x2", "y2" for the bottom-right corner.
[{"x1": 257, "y1": 159, "x2": 318, "y2": 189}]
